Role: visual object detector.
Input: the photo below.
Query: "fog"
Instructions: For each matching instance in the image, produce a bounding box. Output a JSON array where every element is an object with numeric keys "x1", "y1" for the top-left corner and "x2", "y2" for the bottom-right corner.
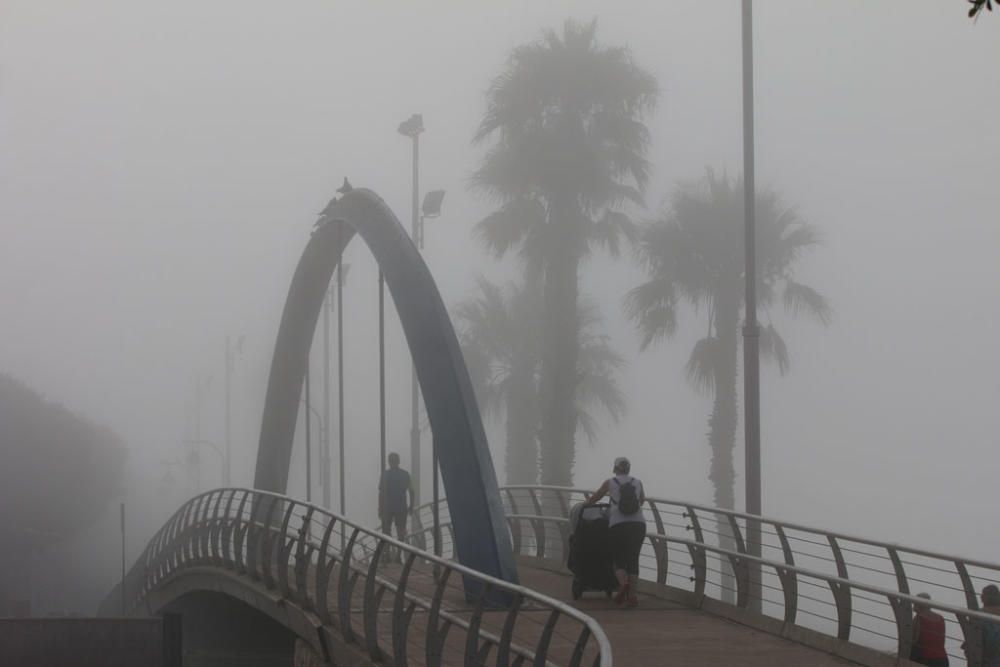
[{"x1": 1, "y1": 1, "x2": 998, "y2": 613}]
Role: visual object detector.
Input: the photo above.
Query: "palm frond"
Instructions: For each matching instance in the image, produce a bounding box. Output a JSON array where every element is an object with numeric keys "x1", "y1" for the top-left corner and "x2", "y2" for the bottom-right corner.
[
  {"x1": 782, "y1": 280, "x2": 832, "y2": 325},
  {"x1": 473, "y1": 198, "x2": 545, "y2": 259},
  {"x1": 758, "y1": 323, "x2": 790, "y2": 375},
  {"x1": 685, "y1": 336, "x2": 718, "y2": 395},
  {"x1": 624, "y1": 278, "x2": 678, "y2": 349},
  {"x1": 588, "y1": 209, "x2": 636, "y2": 258}
]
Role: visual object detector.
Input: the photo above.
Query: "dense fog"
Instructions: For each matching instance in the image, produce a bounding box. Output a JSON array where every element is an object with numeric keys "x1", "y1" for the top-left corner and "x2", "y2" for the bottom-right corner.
[{"x1": 1, "y1": 1, "x2": 998, "y2": 615}]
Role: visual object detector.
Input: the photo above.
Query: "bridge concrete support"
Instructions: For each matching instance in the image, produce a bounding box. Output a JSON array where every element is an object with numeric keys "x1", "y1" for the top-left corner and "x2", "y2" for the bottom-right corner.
[
  {"x1": 160, "y1": 591, "x2": 298, "y2": 667},
  {"x1": 253, "y1": 188, "x2": 516, "y2": 585}
]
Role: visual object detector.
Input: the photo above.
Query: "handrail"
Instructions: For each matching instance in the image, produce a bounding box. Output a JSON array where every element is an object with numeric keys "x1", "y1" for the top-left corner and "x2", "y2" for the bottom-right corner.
[
  {"x1": 106, "y1": 487, "x2": 611, "y2": 667},
  {"x1": 503, "y1": 485, "x2": 1000, "y2": 572},
  {"x1": 411, "y1": 485, "x2": 1000, "y2": 667}
]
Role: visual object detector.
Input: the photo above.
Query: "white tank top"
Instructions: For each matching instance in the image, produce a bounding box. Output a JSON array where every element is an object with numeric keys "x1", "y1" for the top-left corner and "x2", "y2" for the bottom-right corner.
[{"x1": 608, "y1": 474, "x2": 645, "y2": 527}]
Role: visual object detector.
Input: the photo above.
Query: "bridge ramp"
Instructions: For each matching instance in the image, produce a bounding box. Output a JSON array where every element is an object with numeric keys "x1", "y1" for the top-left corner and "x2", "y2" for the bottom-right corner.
[{"x1": 517, "y1": 564, "x2": 861, "y2": 666}]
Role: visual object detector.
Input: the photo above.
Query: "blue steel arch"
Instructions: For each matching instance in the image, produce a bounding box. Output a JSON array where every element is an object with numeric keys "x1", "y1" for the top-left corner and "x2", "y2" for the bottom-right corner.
[{"x1": 253, "y1": 188, "x2": 517, "y2": 583}]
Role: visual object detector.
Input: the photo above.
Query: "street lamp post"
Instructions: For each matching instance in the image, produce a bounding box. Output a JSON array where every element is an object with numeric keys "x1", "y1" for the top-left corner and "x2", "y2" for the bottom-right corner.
[
  {"x1": 398, "y1": 113, "x2": 424, "y2": 508},
  {"x1": 301, "y1": 394, "x2": 325, "y2": 505},
  {"x1": 322, "y1": 289, "x2": 332, "y2": 509},
  {"x1": 742, "y1": 0, "x2": 763, "y2": 612},
  {"x1": 304, "y1": 364, "x2": 313, "y2": 504},
  {"x1": 420, "y1": 189, "x2": 445, "y2": 557},
  {"x1": 224, "y1": 335, "x2": 243, "y2": 487},
  {"x1": 379, "y1": 270, "x2": 387, "y2": 477}
]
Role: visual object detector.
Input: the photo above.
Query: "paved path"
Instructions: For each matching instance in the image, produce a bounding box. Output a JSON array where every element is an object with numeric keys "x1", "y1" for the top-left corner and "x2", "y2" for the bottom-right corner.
[{"x1": 516, "y1": 565, "x2": 861, "y2": 666}]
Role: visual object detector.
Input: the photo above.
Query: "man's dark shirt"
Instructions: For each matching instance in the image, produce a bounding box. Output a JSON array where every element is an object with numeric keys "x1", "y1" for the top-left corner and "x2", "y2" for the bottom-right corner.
[{"x1": 380, "y1": 467, "x2": 411, "y2": 515}]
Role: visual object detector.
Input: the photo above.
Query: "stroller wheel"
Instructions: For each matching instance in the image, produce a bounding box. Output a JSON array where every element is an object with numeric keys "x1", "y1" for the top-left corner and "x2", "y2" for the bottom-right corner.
[{"x1": 571, "y1": 579, "x2": 583, "y2": 600}]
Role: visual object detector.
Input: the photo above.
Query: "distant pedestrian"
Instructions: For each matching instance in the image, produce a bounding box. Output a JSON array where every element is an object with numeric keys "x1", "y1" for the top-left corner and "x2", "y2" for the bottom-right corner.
[
  {"x1": 587, "y1": 457, "x2": 646, "y2": 608},
  {"x1": 379, "y1": 452, "x2": 413, "y2": 543},
  {"x1": 981, "y1": 584, "x2": 1000, "y2": 667},
  {"x1": 910, "y1": 592, "x2": 949, "y2": 666}
]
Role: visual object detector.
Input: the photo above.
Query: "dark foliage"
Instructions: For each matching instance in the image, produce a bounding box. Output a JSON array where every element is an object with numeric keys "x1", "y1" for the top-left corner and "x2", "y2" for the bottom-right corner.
[
  {"x1": 969, "y1": 0, "x2": 993, "y2": 19},
  {"x1": 0, "y1": 373, "x2": 126, "y2": 557}
]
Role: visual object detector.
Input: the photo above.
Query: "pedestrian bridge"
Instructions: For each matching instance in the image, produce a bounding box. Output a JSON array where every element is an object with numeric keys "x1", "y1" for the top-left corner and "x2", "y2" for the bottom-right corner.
[
  {"x1": 100, "y1": 186, "x2": 1000, "y2": 664},
  {"x1": 102, "y1": 485, "x2": 1000, "y2": 666}
]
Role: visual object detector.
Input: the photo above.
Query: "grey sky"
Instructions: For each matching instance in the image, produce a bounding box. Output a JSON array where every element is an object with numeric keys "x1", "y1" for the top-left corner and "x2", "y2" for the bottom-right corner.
[{"x1": 1, "y1": 0, "x2": 998, "y2": 581}]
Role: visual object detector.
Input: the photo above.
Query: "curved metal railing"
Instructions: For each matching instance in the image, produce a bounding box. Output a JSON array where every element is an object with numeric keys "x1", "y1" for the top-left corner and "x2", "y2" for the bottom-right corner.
[
  {"x1": 110, "y1": 488, "x2": 611, "y2": 667},
  {"x1": 409, "y1": 485, "x2": 1000, "y2": 667}
]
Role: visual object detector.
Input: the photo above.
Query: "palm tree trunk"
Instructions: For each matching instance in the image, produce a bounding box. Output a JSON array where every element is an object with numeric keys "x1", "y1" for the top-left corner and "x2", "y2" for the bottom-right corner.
[
  {"x1": 539, "y1": 201, "x2": 581, "y2": 486},
  {"x1": 505, "y1": 355, "x2": 538, "y2": 484},
  {"x1": 709, "y1": 294, "x2": 740, "y2": 602}
]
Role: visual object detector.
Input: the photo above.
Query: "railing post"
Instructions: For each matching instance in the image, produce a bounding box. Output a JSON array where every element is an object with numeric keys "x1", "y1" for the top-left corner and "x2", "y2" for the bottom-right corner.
[
  {"x1": 505, "y1": 489, "x2": 523, "y2": 556},
  {"x1": 774, "y1": 524, "x2": 798, "y2": 625},
  {"x1": 426, "y1": 567, "x2": 453, "y2": 667},
  {"x1": 260, "y1": 496, "x2": 284, "y2": 589},
  {"x1": 496, "y1": 591, "x2": 524, "y2": 667},
  {"x1": 232, "y1": 491, "x2": 251, "y2": 574},
  {"x1": 292, "y1": 507, "x2": 315, "y2": 608},
  {"x1": 392, "y1": 551, "x2": 418, "y2": 667},
  {"x1": 533, "y1": 609, "x2": 561, "y2": 667},
  {"x1": 337, "y1": 527, "x2": 361, "y2": 644},
  {"x1": 569, "y1": 626, "x2": 593, "y2": 667},
  {"x1": 685, "y1": 506, "x2": 708, "y2": 602},
  {"x1": 463, "y1": 582, "x2": 491, "y2": 665},
  {"x1": 827, "y1": 535, "x2": 852, "y2": 640},
  {"x1": 362, "y1": 540, "x2": 387, "y2": 662},
  {"x1": 216, "y1": 489, "x2": 237, "y2": 567},
  {"x1": 555, "y1": 489, "x2": 572, "y2": 562},
  {"x1": 647, "y1": 500, "x2": 669, "y2": 586},
  {"x1": 315, "y1": 514, "x2": 340, "y2": 626},
  {"x1": 886, "y1": 547, "x2": 913, "y2": 660},
  {"x1": 528, "y1": 489, "x2": 547, "y2": 559}
]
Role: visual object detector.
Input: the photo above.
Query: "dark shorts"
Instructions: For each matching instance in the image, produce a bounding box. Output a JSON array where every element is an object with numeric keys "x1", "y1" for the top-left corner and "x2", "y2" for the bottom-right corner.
[
  {"x1": 381, "y1": 510, "x2": 407, "y2": 537},
  {"x1": 609, "y1": 521, "x2": 646, "y2": 576}
]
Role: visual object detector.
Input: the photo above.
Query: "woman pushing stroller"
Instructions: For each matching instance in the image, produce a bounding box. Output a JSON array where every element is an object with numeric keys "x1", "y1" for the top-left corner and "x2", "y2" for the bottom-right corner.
[{"x1": 587, "y1": 457, "x2": 647, "y2": 607}]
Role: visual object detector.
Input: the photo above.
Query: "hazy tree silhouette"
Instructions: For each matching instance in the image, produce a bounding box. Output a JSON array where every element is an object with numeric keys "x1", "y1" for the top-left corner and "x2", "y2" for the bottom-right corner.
[
  {"x1": 472, "y1": 19, "x2": 656, "y2": 485},
  {"x1": 457, "y1": 278, "x2": 626, "y2": 484},
  {"x1": 627, "y1": 170, "x2": 830, "y2": 513},
  {"x1": 0, "y1": 373, "x2": 126, "y2": 560}
]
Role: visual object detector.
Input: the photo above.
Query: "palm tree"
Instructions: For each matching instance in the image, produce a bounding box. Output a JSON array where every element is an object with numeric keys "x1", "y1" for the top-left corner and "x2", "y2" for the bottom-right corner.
[
  {"x1": 472, "y1": 19, "x2": 656, "y2": 485},
  {"x1": 456, "y1": 278, "x2": 626, "y2": 484},
  {"x1": 627, "y1": 170, "x2": 831, "y2": 513}
]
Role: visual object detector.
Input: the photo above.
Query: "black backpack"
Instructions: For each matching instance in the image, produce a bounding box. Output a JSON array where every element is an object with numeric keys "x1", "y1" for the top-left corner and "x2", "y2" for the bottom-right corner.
[{"x1": 613, "y1": 477, "x2": 640, "y2": 514}]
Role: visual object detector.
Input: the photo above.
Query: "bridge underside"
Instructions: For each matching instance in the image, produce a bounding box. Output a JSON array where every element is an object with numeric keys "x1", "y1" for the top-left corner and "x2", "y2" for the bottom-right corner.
[{"x1": 143, "y1": 568, "x2": 372, "y2": 667}]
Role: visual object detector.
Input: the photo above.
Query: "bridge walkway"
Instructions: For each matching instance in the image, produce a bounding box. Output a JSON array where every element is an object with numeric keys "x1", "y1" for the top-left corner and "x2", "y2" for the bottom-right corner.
[
  {"x1": 514, "y1": 563, "x2": 858, "y2": 666},
  {"x1": 326, "y1": 558, "x2": 858, "y2": 666}
]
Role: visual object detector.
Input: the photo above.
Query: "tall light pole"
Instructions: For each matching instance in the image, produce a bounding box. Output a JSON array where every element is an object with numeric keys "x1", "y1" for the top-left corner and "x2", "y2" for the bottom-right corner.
[
  {"x1": 741, "y1": 0, "x2": 763, "y2": 611},
  {"x1": 379, "y1": 269, "x2": 387, "y2": 476},
  {"x1": 398, "y1": 113, "x2": 424, "y2": 505},
  {"x1": 322, "y1": 289, "x2": 332, "y2": 508},
  {"x1": 337, "y1": 222, "x2": 346, "y2": 521},
  {"x1": 304, "y1": 364, "x2": 313, "y2": 503},
  {"x1": 419, "y1": 189, "x2": 446, "y2": 556},
  {"x1": 224, "y1": 335, "x2": 242, "y2": 487}
]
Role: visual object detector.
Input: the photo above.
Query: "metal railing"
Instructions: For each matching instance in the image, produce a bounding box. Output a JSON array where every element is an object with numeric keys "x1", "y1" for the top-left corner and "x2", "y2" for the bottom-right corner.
[
  {"x1": 111, "y1": 488, "x2": 611, "y2": 667},
  {"x1": 410, "y1": 485, "x2": 1000, "y2": 667}
]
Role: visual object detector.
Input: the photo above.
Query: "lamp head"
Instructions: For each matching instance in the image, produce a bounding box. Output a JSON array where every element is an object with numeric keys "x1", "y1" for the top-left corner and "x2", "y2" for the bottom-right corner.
[
  {"x1": 421, "y1": 190, "x2": 446, "y2": 218},
  {"x1": 397, "y1": 113, "x2": 424, "y2": 138}
]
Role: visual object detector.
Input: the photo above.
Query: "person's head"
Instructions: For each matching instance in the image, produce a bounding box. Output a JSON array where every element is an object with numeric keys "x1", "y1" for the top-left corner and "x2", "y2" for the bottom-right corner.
[
  {"x1": 983, "y1": 584, "x2": 1000, "y2": 607},
  {"x1": 613, "y1": 457, "x2": 631, "y2": 475},
  {"x1": 388, "y1": 452, "x2": 400, "y2": 468},
  {"x1": 915, "y1": 592, "x2": 931, "y2": 613}
]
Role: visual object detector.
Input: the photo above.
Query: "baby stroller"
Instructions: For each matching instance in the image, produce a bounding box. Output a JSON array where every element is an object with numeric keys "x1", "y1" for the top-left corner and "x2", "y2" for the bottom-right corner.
[{"x1": 567, "y1": 502, "x2": 619, "y2": 600}]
